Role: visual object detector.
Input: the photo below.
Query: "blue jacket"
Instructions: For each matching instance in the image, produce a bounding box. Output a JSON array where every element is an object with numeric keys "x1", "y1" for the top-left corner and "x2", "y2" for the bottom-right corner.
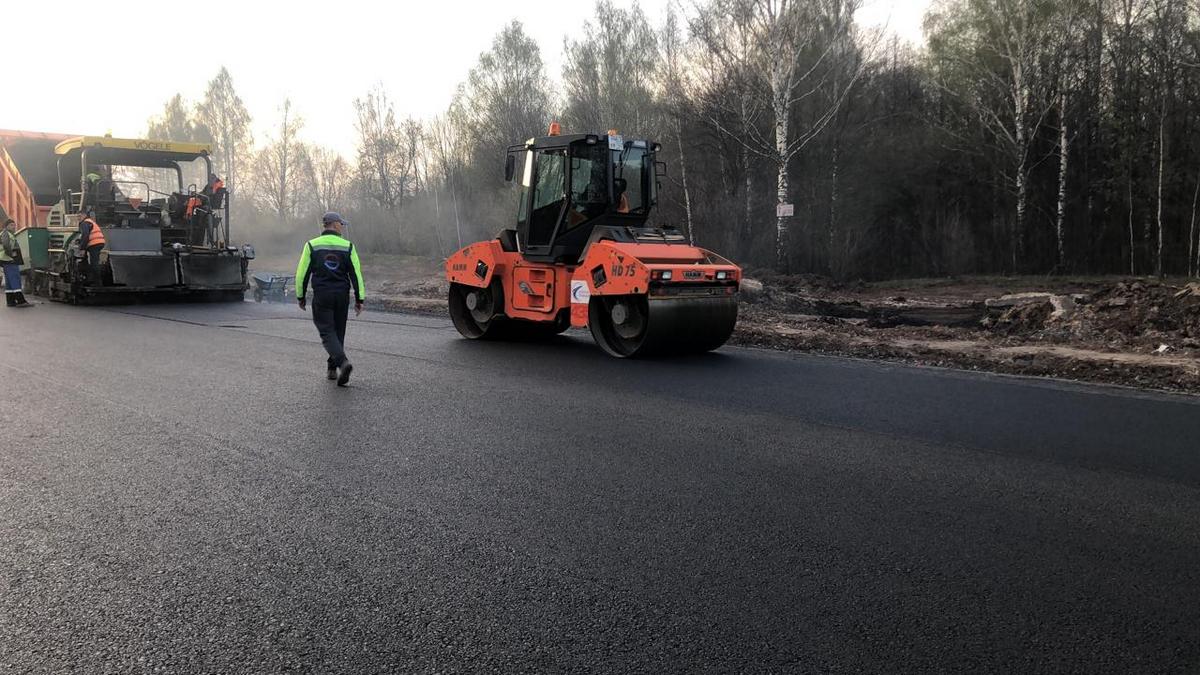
[{"x1": 295, "y1": 230, "x2": 365, "y2": 301}]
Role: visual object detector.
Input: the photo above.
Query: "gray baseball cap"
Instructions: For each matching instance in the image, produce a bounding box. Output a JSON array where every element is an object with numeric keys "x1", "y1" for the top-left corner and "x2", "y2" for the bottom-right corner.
[{"x1": 322, "y1": 211, "x2": 349, "y2": 226}]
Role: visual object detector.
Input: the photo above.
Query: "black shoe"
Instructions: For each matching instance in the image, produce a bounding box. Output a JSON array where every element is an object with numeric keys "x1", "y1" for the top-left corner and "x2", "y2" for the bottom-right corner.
[
  {"x1": 327, "y1": 366, "x2": 338, "y2": 380},
  {"x1": 337, "y1": 362, "x2": 353, "y2": 387},
  {"x1": 13, "y1": 292, "x2": 30, "y2": 307}
]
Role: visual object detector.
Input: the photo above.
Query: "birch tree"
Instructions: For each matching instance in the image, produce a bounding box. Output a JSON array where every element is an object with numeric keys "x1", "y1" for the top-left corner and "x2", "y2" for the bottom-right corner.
[
  {"x1": 658, "y1": 7, "x2": 698, "y2": 244},
  {"x1": 692, "y1": 0, "x2": 868, "y2": 270},
  {"x1": 1147, "y1": 0, "x2": 1186, "y2": 277},
  {"x1": 928, "y1": 0, "x2": 1076, "y2": 272}
]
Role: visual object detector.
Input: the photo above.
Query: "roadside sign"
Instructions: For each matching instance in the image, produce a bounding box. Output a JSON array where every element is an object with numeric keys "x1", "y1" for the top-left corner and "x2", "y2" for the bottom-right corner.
[{"x1": 777, "y1": 203, "x2": 794, "y2": 218}]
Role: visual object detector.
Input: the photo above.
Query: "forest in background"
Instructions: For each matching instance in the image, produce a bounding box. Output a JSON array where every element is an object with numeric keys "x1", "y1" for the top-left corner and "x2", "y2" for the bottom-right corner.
[{"x1": 150, "y1": 0, "x2": 1200, "y2": 280}]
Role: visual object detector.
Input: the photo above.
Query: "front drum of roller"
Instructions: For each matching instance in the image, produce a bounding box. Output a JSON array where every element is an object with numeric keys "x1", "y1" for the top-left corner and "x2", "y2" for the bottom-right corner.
[{"x1": 589, "y1": 294, "x2": 739, "y2": 358}]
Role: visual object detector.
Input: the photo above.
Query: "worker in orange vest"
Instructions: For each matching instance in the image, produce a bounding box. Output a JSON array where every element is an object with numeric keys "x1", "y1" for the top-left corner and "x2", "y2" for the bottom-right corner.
[
  {"x1": 78, "y1": 210, "x2": 107, "y2": 284},
  {"x1": 184, "y1": 195, "x2": 203, "y2": 220},
  {"x1": 203, "y1": 174, "x2": 226, "y2": 205},
  {"x1": 185, "y1": 175, "x2": 227, "y2": 222}
]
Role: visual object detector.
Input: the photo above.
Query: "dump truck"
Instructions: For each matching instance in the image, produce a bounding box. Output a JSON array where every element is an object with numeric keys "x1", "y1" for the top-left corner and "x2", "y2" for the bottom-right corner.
[
  {"x1": 0, "y1": 131, "x2": 252, "y2": 303},
  {"x1": 446, "y1": 125, "x2": 740, "y2": 357}
]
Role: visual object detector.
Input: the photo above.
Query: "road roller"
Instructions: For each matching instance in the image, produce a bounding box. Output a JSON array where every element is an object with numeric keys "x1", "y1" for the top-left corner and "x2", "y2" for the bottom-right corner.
[{"x1": 445, "y1": 125, "x2": 740, "y2": 357}]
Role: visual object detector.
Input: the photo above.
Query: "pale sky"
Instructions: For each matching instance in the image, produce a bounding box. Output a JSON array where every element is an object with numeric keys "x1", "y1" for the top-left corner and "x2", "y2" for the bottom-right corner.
[{"x1": 2, "y1": 0, "x2": 929, "y2": 158}]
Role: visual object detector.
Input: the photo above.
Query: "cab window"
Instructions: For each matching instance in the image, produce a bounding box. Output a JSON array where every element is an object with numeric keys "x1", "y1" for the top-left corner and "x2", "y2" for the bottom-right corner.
[
  {"x1": 528, "y1": 150, "x2": 566, "y2": 246},
  {"x1": 568, "y1": 143, "x2": 609, "y2": 227},
  {"x1": 615, "y1": 147, "x2": 650, "y2": 214}
]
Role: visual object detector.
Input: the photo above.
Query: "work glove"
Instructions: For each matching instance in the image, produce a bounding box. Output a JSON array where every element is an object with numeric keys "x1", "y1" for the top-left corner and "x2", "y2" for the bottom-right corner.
[
  {"x1": 297, "y1": 297, "x2": 307, "y2": 311},
  {"x1": 355, "y1": 301, "x2": 364, "y2": 317}
]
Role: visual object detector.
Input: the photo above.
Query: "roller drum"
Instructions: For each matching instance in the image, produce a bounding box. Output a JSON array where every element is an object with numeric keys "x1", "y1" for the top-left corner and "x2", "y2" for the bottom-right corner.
[{"x1": 590, "y1": 295, "x2": 739, "y2": 358}]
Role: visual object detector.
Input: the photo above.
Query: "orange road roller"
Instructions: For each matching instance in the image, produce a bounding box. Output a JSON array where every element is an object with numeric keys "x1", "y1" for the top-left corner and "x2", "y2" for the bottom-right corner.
[{"x1": 446, "y1": 126, "x2": 740, "y2": 358}]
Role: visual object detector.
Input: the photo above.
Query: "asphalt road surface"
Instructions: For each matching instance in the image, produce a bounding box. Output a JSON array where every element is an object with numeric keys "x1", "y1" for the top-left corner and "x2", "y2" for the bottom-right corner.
[{"x1": 2, "y1": 300, "x2": 1199, "y2": 674}]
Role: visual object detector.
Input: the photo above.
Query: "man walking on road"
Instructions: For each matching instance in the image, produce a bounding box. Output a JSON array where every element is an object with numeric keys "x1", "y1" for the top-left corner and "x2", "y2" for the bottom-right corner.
[{"x1": 296, "y1": 212, "x2": 365, "y2": 386}]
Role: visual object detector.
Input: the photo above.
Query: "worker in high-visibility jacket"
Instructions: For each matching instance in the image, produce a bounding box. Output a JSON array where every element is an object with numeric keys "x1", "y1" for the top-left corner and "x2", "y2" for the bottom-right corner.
[
  {"x1": 78, "y1": 210, "x2": 107, "y2": 284},
  {"x1": 1, "y1": 218, "x2": 31, "y2": 308},
  {"x1": 295, "y1": 212, "x2": 365, "y2": 386}
]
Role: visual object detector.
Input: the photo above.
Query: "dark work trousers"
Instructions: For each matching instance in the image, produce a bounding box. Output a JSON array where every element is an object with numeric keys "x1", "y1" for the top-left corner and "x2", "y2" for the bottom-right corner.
[
  {"x1": 312, "y1": 291, "x2": 350, "y2": 367},
  {"x1": 86, "y1": 244, "x2": 104, "y2": 284}
]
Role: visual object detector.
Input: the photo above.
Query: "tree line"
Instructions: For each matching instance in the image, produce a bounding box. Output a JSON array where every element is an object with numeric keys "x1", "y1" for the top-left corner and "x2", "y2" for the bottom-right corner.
[{"x1": 151, "y1": 0, "x2": 1200, "y2": 279}]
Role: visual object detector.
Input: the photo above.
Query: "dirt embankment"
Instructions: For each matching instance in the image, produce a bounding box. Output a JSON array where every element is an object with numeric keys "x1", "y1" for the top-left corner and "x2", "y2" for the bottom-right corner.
[
  {"x1": 251, "y1": 253, "x2": 1200, "y2": 394},
  {"x1": 735, "y1": 274, "x2": 1200, "y2": 394}
]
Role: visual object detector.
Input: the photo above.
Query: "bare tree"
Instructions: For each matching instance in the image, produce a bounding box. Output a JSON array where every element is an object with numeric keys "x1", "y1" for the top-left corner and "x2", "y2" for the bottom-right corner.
[
  {"x1": 354, "y1": 85, "x2": 403, "y2": 212},
  {"x1": 196, "y1": 67, "x2": 253, "y2": 194},
  {"x1": 308, "y1": 145, "x2": 350, "y2": 214},
  {"x1": 691, "y1": 3, "x2": 768, "y2": 255},
  {"x1": 562, "y1": 1, "x2": 660, "y2": 133},
  {"x1": 399, "y1": 117, "x2": 424, "y2": 201},
  {"x1": 428, "y1": 115, "x2": 465, "y2": 250},
  {"x1": 142, "y1": 94, "x2": 212, "y2": 195},
  {"x1": 147, "y1": 94, "x2": 212, "y2": 143},
  {"x1": 250, "y1": 99, "x2": 310, "y2": 222}
]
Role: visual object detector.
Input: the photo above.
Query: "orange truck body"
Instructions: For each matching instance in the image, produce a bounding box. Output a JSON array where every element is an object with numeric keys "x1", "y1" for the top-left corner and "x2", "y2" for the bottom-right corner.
[
  {"x1": 0, "y1": 145, "x2": 40, "y2": 229},
  {"x1": 0, "y1": 129, "x2": 72, "y2": 229}
]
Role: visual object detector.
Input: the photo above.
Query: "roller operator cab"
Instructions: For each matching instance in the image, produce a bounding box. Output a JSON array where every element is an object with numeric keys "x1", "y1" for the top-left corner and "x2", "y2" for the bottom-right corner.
[
  {"x1": 23, "y1": 135, "x2": 252, "y2": 304},
  {"x1": 446, "y1": 127, "x2": 741, "y2": 357}
]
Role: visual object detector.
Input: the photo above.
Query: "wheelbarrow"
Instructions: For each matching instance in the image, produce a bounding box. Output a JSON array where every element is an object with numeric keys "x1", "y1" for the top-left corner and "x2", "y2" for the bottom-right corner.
[{"x1": 251, "y1": 272, "x2": 294, "y2": 303}]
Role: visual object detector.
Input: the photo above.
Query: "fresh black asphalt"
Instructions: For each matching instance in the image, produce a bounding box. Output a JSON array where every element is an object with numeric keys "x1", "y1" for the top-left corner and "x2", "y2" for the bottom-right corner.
[{"x1": 1, "y1": 300, "x2": 1198, "y2": 673}]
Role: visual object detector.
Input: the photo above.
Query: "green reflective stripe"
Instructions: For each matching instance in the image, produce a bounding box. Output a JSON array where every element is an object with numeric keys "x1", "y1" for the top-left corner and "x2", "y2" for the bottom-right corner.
[
  {"x1": 307, "y1": 234, "x2": 350, "y2": 250},
  {"x1": 294, "y1": 241, "x2": 312, "y2": 299},
  {"x1": 349, "y1": 243, "x2": 365, "y2": 301}
]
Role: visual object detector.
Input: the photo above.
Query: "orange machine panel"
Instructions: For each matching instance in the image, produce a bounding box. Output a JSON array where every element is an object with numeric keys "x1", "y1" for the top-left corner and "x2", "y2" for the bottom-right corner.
[
  {"x1": 446, "y1": 240, "x2": 507, "y2": 289},
  {"x1": 578, "y1": 242, "x2": 653, "y2": 296},
  {"x1": 510, "y1": 264, "x2": 555, "y2": 313},
  {"x1": 503, "y1": 263, "x2": 573, "y2": 323}
]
